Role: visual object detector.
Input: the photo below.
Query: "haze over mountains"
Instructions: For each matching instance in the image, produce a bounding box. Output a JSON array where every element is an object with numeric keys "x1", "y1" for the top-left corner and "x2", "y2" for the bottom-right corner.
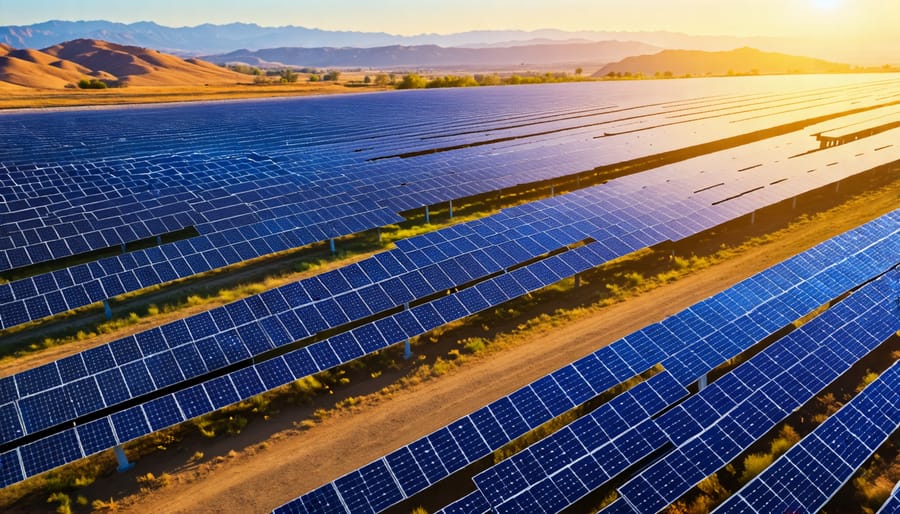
[
  {"x1": 203, "y1": 41, "x2": 660, "y2": 69},
  {"x1": 1, "y1": 20, "x2": 897, "y2": 65},
  {"x1": 596, "y1": 48, "x2": 852, "y2": 77}
]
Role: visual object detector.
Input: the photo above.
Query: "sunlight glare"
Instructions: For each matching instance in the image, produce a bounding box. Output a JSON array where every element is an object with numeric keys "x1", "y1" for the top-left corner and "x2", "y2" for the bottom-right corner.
[{"x1": 811, "y1": 0, "x2": 841, "y2": 10}]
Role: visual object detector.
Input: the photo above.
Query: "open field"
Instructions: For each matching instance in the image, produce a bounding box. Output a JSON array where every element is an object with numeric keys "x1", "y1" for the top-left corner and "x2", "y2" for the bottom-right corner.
[{"x1": 0, "y1": 80, "x2": 388, "y2": 110}]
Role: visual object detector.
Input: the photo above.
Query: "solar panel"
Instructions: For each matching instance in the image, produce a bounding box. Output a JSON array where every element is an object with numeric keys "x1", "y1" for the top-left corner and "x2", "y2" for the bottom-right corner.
[
  {"x1": 612, "y1": 271, "x2": 899, "y2": 513},
  {"x1": 2, "y1": 78, "x2": 900, "y2": 494},
  {"x1": 2, "y1": 77, "x2": 898, "y2": 331},
  {"x1": 268, "y1": 211, "x2": 898, "y2": 514},
  {"x1": 714, "y1": 361, "x2": 900, "y2": 514}
]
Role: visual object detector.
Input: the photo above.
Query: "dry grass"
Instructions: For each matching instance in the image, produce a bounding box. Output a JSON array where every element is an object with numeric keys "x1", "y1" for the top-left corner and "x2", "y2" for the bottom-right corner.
[{"x1": 0, "y1": 82, "x2": 390, "y2": 110}]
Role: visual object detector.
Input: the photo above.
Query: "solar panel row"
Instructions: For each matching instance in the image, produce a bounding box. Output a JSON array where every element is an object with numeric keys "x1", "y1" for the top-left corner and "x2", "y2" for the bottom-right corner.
[
  {"x1": 484, "y1": 270, "x2": 897, "y2": 513},
  {"x1": 612, "y1": 270, "x2": 899, "y2": 513},
  {"x1": 433, "y1": 490, "x2": 491, "y2": 514},
  {"x1": 472, "y1": 371, "x2": 687, "y2": 508},
  {"x1": 2, "y1": 114, "x2": 896, "y2": 335},
  {"x1": 270, "y1": 210, "x2": 899, "y2": 514},
  {"x1": 1, "y1": 78, "x2": 898, "y2": 330},
  {"x1": 3, "y1": 197, "x2": 896, "y2": 462},
  {"x1": 713, "y1": 361, "x2": 899, "y2": 514}
]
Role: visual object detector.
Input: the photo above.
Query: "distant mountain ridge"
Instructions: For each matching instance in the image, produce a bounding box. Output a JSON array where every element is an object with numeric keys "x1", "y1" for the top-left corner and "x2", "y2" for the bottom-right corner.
[
  {"x1": 595, "y1": 48, "x2": 852, "y2": 77},
  {"x1": 3, "y1": 19, "x2": 890, "y2": 65},
  {"x1": 204, "y1": 41, "x2": 661, "y2": 69},
  {"x1": 0, "y1": 38, "x2": 244, "y2": 89},
  {"x1": 0, "y1": 20, "x2": 761, "y2": 54}
]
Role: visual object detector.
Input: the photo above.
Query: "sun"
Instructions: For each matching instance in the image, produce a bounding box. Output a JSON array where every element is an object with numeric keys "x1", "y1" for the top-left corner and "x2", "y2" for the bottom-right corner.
[{"x1": 811, "y1": 0, "x2": 841, "y2": 10}]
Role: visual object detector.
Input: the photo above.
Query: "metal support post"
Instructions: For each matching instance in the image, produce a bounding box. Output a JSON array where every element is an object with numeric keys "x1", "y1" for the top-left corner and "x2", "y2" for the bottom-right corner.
[
  {"x1": 792, "y1": 197, "x2": 797, "y2": 209},
  {"x1": 698, "y1": 374, "x2": 708, "y2": 391},
  {"x1": 156, "y1": 235, "x2": 162, "y2": 245},
  {"x1": 448, "y1": 200, "x2": 453, "y2": 219},
  {"x1": 550, "y1": 184, "x2": 555, "y2": 196},
  {"x1": 121, "y1": 243, "x2": 127, "y2": 254},
  {"x1": 404, "y1": 339, "x2": 413, "y2": 360},
  {"x1": 574, "y1": 274, "x2": 581, "y2": 288},
  {"x1": 329, "y1": 238, "x2": 336, "y2": 255},
  {"x1": 425, "y1": 205, "x2": 430, "y2": 224},
  {"x1": 750, "y1": 211, "x2": 756, "y2": 225},
  {"x1": 834, "y1": 180, "x2": 840, "y2": 193},
  {"x1": 114, "y1": 445, "x2": 133, "y2": 472},
  {"x1": 377, "y1": 227, "x2": 382, "y2": 243},
  {"x1": 103, "y1": 300, "x2": 112, "y2": 320}
]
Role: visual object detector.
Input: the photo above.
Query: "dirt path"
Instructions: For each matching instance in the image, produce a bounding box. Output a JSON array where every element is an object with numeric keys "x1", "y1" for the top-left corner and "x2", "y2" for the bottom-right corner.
[{"x1": 107, "y1": 198, "x2": 895, "y2": 514}]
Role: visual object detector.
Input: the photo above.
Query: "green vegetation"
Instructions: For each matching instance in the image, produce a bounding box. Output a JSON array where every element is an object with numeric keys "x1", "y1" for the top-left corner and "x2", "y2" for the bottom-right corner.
[
  {"x1": 396, "y1": 71, "x2": 591, "y2": 90},
  {"x1": 77, "y1": 78, "x2": 108, "y2": 89},
  {"x1": 225, "y1": 63, "x2": 263, "y2": 76},
  {"x1": 738, "y1": 425, "x2": 800, "y2": 482},
  {"x1": 279, "y1": 68, "x2": 299, "y2": 83}
]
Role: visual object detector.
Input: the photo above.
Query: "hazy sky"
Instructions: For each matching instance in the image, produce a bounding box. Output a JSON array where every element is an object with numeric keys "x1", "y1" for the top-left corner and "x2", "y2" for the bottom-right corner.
[{"x1": 3, "y1": 0, "x2": 896, "y2": 41}]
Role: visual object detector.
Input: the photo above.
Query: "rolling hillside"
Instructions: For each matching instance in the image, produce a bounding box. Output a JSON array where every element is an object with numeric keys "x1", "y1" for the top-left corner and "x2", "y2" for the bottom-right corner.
[
  {"x1": 595, "y1": 47, "x2": 852, "y2": 77},
  {"x1": 0, "y1": 39, "x2": 245, "y2": 89}
]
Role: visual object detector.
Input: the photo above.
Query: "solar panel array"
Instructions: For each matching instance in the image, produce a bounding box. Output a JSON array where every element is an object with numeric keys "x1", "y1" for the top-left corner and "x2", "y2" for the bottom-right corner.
[
  {"x1": 713, "y1": 361, "x2": 899, "y2": 514},
  {"x1": 1, "y1": 181, "x2": 896, "y2": 495},
  {"x1": 609, "y1": 270, "x2": 898, "y2": 513},
  {"x1": 2, "y1": 76, "x2": 899, "y2": 502},
  {"x1": 1, "y1": 76, "x2": 898, "y2": 330},
  {"x1": 3, "y1": 108, "x2": 898, "y2": 332},
  {"x1": 271, "y1": 210, "x2": 900, "y2": 514},
  {"x1": 3, "y1": 115, "x2": 895, "y2": 462}
]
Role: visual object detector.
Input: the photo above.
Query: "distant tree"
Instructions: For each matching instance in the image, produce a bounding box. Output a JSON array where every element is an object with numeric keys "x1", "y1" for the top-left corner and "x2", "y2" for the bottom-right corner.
[
  {"x1": 474, "y1": 73, "x2": 501, "y2": 86},
  {"x1": 280, "y1": 68, "x2": 298, "y2": 83},
  {"x1": 78, "y1": 78, "x2": 107, "y2": 89},
  {"x1": 397, "y1": 73, "x2": 427, "y2": 89},
  {"x1": 323, "y1": 70, "x2": 342, "y2": 81},
  {"x1": 363, "y1": 75, "x2": 372, "y2": 84},
  {"x1": 664, "y1": 70, "x2": 673, "y2": 77},
  {"x1": 373, "y1": 73, "x2": 391, "y2": 86},
  {"x1": 228, "y1": 63, "x2": 263, "y2": 76},
  {"x1": 575, "y1": 67, "x2": 583, "y2": 76}
]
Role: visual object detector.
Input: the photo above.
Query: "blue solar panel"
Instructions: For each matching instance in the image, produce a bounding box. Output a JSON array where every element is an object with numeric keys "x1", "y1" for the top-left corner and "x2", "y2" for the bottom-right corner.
[
  {"x1": 716, "y1": 361, "x2": 900, "y2": 514},
  {"x1": 4, "y1": 89, "x2": 900, "y2": 493}
]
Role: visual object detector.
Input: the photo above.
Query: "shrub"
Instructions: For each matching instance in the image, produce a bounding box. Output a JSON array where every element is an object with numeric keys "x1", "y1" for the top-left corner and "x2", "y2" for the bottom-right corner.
[
  {"x1": 91, "y1": 497, "x2": 119, "y2": 510},
  {"x1": 740, "y1": 452, "x2": 773, "y2": 483},
  {"x1": 77, "y1": 78, "x2": 107, "y2": 89},
  {"x1": 47, "y1": 492, "x2": 73, "y2": 514},
  {"x1": 397, "y1": 73, "x2": 427, "y2": 89},
  {"x1": 463, "y1": 337, "x2": 487, "y2": 354}
]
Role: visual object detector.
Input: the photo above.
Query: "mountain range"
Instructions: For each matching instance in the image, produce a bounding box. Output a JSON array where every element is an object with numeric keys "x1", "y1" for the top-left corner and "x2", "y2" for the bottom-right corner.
[
  {"x1": 203, "y1": 41, "x2": 660, "y2": 69},
  {"x1": 595, "y1": 48, "x2": 852, "y2": 77},
  {"x1": 1, "y1": 20, "x2": 897, "y2": 65}
]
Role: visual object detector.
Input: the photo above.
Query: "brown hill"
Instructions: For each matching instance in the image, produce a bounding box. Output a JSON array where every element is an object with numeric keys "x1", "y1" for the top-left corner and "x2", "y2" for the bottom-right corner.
[
  {"x1": 0, "y1": 53, "x2": 88, "y2": 88},
  {"x1": 0, "y1": 39, "x2": 245, "y2": 89},
  {"x1": 595, "y1": 47, "x2": 851, "y2": 77}
]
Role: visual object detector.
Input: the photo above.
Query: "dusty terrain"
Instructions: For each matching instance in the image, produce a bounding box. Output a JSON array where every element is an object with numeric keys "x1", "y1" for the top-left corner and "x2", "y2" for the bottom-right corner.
[{"x1": 65, "y1": 184, "x2": 897, "y2": 514}]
